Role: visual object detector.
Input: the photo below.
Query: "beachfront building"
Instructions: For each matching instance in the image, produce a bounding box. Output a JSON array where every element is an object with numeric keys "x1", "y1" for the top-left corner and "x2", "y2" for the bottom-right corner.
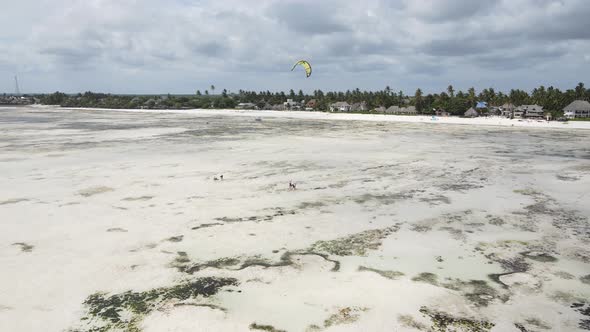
[
  {"x1": 400, "y1": 106, "x2": 417, "y2": 115},
  {"x1": 236, "y1": 102, "x2": 257, "y2": 109},
  {"x1": 385, "y1": 106, "x2": 400, "y2": 114},
  {"x1": 374, "y1": 106, "x2": 386, "y2": 113},
  {"x1": 351, "y1": 101, "x2": 369, "y2": 112},
  {"x1": 487, "y1": 107, "x2": 501, "y2": 116},
  {"x1": 563, "y1": 100, "x2": 590, "y2": 119},
  {"x1": 500, "y1": 103, "x2": 515, "y2": 118},
  {"x1": 330, "y1": 102, "x2": 352, "y2": 112},
  {"x1": 305, "y1": 99, "x2": 317, "y2": 111},
  {"x1": 464, "y1": 107, "x2": 478, "y2": 118},
  {"x1": 271, "y1": 104, "x2": 287, "y2": 111},
  {"x1": 513, "y1": 105, "x2": 543, "y2": 119},
  {"x1": 385, "y1": 106, "x2": 416, "y2": 115},
  {"x1": 515, "y1": 105, "x2": 544, "y2": 119},
  {"x1": 283, "y1": 99, "x2": 301, "y2": 110},
  {"x1": 435, "y1": 109, "x2": 450, "y2": 117}
]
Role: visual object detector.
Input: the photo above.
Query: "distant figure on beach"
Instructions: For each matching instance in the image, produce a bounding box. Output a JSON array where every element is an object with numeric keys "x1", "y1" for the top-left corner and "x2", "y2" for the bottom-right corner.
[
  {"x1": 220, "y1": 175, "x2": 223, "y2": 180},
  {"x1": 214, "y1": 176, "x2": 219, "y2": 181},
  {"x1": 289, "y1": 181, "x2": 296, "y2": 190}
]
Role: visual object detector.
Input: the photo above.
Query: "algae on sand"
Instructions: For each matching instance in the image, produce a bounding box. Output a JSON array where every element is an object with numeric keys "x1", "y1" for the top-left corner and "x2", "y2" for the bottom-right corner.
[
  {"x1": 419, "y1": 306, "x2": 495, "y2": 332},
  {"x1": 12, "y1": 242, "x2": 34, "y2": 253},
  {"x1": 358, "y1": 266, "x2": 405, "y2": 280},
  {"x1": 249, "y1": 323, "x2": 286, "y2": 332},
  {"x1": 324, "y1": 307, "x2": 366, "y2": 327},
  {"x1": 75, "y1": 277, "x2": 238, "y2": 332},
  {"x1": 412, "y1": 272, "x2": 439, "y2": 286},
  {"x1": 78, "y1": 186, "x2": 114, "y2": 197},
  {"x1": 309, "y1": 226, "x2": 399, "y2": 256}
]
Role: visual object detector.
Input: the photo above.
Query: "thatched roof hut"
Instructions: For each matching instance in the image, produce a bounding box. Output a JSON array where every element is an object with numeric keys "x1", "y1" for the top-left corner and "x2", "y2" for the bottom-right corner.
[{"x1": 464, "y1": 107, "x2": 478, "y2": 117}]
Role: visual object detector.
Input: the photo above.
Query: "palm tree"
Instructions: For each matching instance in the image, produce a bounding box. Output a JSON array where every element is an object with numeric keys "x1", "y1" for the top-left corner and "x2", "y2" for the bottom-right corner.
[
  {"x1": 447, "y1": 85, "x2": 455, "y2": 98},
  {"x1": 468, "y1": 87, "x2": 476, "y2": 107},
  {"x1": 210, "y1": 85, "x2": 215, "y2": 95},
  {"x1": 414, "y1": 88, "x2": 423, "y2": 112},
  {"x1": 575, "y1": 82, "x2": 585, "y2": 99}
]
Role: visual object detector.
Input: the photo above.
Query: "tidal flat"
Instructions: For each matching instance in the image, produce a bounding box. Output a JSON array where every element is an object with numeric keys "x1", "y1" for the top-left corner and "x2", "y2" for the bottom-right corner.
[{"x1": 1, "y1": 106, "x2": 589, "y2": 331}]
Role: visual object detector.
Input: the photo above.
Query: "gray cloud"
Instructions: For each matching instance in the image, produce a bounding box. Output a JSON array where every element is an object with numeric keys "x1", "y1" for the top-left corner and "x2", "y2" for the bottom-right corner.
[
  {"x1": 0, "y1": 0, "x2": 588, "y2": 94},
  {"x1": 268, "y1": 1, "x2": 350, "y2": 35},
  {"x1": 404, "y1": 0, "x2": 501, "y2": 22}
]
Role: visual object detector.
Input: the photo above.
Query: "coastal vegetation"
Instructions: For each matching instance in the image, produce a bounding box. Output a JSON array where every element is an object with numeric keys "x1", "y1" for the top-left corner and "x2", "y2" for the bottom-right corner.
[{"x1": 34, "y1": 82, "x2": 589, "y2": 118}]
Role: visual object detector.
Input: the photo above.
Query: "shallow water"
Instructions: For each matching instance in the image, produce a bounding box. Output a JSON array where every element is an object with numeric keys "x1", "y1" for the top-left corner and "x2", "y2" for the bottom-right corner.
[{"x1": 1, "y1": 107, "x2": 589, "y2": 332}]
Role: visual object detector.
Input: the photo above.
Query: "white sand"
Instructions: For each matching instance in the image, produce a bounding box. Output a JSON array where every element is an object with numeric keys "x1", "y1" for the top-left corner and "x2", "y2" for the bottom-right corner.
[
  {"x1": 1, "y1": 106, "x2": 589, "y2": 332},
  {"x1": 59, "y1": 106, "x2": 590, "y2": 130}
]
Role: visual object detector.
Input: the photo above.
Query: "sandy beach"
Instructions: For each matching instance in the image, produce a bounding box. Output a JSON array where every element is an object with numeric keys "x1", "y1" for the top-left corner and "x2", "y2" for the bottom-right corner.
[
  {"x1": 67, "y1": 107, "x2": 590, "y2": 130},
  {"x1": 1, "y1": 106, "x2": 589, "y2": 332}
]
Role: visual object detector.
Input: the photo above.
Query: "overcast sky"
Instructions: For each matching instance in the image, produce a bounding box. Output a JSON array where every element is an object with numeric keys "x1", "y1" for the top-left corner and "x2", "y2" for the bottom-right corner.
[{"x1": 1, "y1": 0, "x2": 589, "y2": 94}]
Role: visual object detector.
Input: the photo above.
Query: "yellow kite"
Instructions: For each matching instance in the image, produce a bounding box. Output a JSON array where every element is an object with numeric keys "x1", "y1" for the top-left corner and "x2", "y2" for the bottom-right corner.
[{"x1": 291, "y1": 60, "x2": 312, "y2": 77}]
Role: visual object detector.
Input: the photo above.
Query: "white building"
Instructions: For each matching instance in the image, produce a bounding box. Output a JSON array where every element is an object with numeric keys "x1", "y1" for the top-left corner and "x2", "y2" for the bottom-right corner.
[
  {"x1": 236, "y1": 102, "x2": 257, "y2": 109},
  {"x1": 515, "y1": 105, "x2": 544, "y2": 119},
  {"x1": 283, "y1": 99, "x2": 301, "y2": 110},
  {"x1": 563, "y1": 100, "x2": 590, "y2": 119},
  {"x1": 330, "y1": 102, "x2": 352, "y2": 112}
]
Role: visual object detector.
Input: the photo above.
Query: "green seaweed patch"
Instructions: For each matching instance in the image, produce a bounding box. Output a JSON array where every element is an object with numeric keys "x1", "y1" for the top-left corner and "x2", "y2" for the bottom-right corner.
[
  {"x1": 492, "y1": 256, "x2": 530, "y2": 273},
  {"x1": 411, "y1": 224, "x2": 433, "y2": 233},
  {"x1": 398, "y1": 314, "x2": 429, "y2": 331},
  {"x1": 214, "y1": 209, "x2": 296, "y2": 224},
  {"x1": 173, "y1": 303, "x2": 227, "y2": 312},
  {"x1": 78, "y1": 186, "x2": 114, "y2": 197},
  {"x1": 524, "y1": 317, "x2": 551, "y2": 330},
  {"x1": 352, "y1": 192, "x2": 416, "y2": 205},
  {"x1": 323, "y1": 307, "x2": 368, "y2": 328},
  {"x1": 570, "y1": 302, "x2": 590, "y2": 330},
  {"x1": 309, "y1": 226, "x2": 399, "y2": 256},
  {"x1": 0, "y1": 198, "x2": 30, "y2": 205},
  {"x1": 176, "y1": 251, "x2": 340, "y2": 274},
  {"x1": 486, "y1": 215, "x2": 505, "y2": 226},
  {"x1": 581, "y1": 275, "x2": 590, "y2": 285},
  {"x1": 412, "y1": 273, "x2": 439, "y2": 286},
  {"x1": 78, "y1": 277, "x2": 237, "y2": 332},
  {"x1": 513, "y1": 189, "x2": 543, "y2": 196},
  {"x1": 177, "y1": 256, "x2": 241, "y2": 274},
  {"x1": 419, "y1": 306, "x2": 495, "y2": 332},
  {"x1": 171, "y1": 251, "x2": 191, "y2": 267},
  {"x1": 106, "y1": 228, "x2": 127, "y2": 233},
  {"x1": 165, "y1": 235, "x2": 184, "y2": 243},
  {"x1": 441, "y1": 279, "x2": 500, "y2": 307},
  {"x1": 358, "y1": 266, "x2": 404, "y2": 280},
  {"x1": 553, "y1": 271, "x2": 575, "y2": 280},
  {"x1": 521, "y1": 251, "x2": 558, "y2": 263},
  {"x1": 122, "y1": 196, "x2": 153, "y2": 201},
  {"x1": 249, "y1": 323, "x2": 286, "y2": 332},
  {"x1": 192, "y1": 223, "x2": 224, "y2": 230},
  {"x1": 439, "y1": 226, "x2": 464, "y2": 240},
  {"x1": 12, "y1": 242, "x2": 34, "y2": 253},
  {"x1": 297, "y1": 201, "x2": 327, "y2": 209}
]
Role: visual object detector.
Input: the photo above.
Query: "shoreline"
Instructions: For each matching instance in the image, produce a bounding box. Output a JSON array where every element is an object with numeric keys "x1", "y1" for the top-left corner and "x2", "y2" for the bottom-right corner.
[{"x1": 30, "y1": 105, "x2": 590, "y2": 129}]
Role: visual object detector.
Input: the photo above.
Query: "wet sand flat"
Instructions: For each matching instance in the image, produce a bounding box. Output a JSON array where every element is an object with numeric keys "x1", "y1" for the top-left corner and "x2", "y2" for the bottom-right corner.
[{"x1": 1, "y1": 106, "x2": 589, "y2": 332}]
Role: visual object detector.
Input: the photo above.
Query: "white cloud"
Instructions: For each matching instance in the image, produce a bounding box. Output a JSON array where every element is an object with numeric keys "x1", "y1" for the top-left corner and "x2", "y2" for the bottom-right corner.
[{"x1": 0, "y1": 0, "x2": 588, "y2": 93}]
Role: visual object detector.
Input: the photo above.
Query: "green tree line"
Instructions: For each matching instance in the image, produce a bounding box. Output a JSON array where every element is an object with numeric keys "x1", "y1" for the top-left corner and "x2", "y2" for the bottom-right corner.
[{"x1": 39, "y1": 83, "x2": 589, "y2": 117}]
